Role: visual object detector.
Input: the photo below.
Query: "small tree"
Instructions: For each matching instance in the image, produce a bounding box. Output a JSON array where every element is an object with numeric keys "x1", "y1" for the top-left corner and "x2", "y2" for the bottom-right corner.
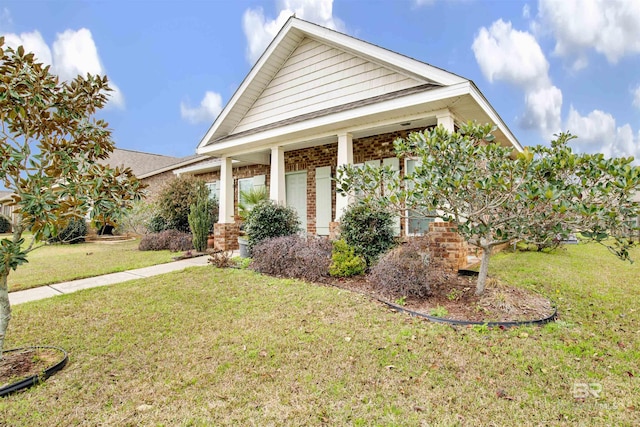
[
  {"x1": 0, "y1": 41, "x2": 145, "y2": 356},
  {"x1": 156, "y1": 177, "x2": 209, "y2": 232},
  {"x1": 337, "y1": 122, "x2": 640, "y2": 295}
]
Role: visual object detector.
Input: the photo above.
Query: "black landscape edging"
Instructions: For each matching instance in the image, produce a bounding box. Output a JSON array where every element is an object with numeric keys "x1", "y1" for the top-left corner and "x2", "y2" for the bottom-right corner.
[
  {"x1": 330, "y1": 269, "x2": 557, "y2": 328},
  {"x1": 382, "y1": 300, "x2": 558, "y2": 328},
  {"x1": 1, "y1": 346, "x2": 68, "y2": 397}
]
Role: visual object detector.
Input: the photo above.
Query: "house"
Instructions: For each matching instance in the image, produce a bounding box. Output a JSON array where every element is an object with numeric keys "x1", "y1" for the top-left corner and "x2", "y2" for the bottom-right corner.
[{"x1": 188, "y1": 17, "x2": 522, "y2": 252}]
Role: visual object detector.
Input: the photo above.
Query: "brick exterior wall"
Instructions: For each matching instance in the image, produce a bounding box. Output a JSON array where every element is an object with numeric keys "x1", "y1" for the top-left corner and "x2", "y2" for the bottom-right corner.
[
  {"x1": 427, "y1": 221, "x2": 467, "y2": 272},
  {"x1": 141, "y1": 170, "x2": 176, "y2": 202}
]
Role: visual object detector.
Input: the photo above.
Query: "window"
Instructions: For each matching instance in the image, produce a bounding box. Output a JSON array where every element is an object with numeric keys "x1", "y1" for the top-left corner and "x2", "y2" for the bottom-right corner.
[
  {"x1": 405, "y1": 158, "x2": 434, "y2": 235},
  {"x1": 238, "y1": 175, "x2": 266, "y2": 206},
  {"x1": 206, "y1": 181, "x2": 220, "y2": 200}
]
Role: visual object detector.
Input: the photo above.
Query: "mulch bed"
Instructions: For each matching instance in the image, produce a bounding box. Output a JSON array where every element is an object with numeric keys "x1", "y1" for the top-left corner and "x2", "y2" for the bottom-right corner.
[
  {"x1": 325, "y1": 273, "x2": 553, "y2": 323},
  {"x1": 0, "y1": 347, "x2": 63, "y2": 392}
]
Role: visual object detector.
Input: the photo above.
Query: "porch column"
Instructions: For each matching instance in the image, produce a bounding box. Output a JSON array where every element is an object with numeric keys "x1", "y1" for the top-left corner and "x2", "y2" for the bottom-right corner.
[
  {"x1": 335, "y1": 132, "x2": 353, "y2": 221},
  {"x1": 270, "y1": 146, "x2": 286, "y2": 204},
  {"x1": 436, "y1": 109, "x2": 455, "y2": 132},
  {"x1": 219, "y1": 156, "x2": 234, "y2": 223}
]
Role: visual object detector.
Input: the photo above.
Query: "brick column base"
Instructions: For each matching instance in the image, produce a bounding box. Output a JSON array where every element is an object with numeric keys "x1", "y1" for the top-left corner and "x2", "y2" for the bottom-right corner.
[
  {"x1": 214, "y1": 222, "x2": 240, "y2": 251},
  {"x1": 427, "y1": 221, "x2": 467, "y2": 272}
]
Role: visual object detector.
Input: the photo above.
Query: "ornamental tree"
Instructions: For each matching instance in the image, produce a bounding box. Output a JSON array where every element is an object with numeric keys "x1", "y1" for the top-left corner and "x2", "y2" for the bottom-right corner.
[
  {"x1": 0, "y1": 40, "x2": 146, "y2": 356},
  {"x1": 337, "y1": 122, "x2": 640, "y2": 295}
]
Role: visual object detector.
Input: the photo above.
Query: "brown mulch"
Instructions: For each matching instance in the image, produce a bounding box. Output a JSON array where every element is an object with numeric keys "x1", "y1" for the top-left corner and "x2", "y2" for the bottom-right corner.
[
  {"x1": 0, "y1": 348, "x2": 63, "y2": 391},
  {"x1": 326, "y1": 272, "x2": 553, "y2": 323}
]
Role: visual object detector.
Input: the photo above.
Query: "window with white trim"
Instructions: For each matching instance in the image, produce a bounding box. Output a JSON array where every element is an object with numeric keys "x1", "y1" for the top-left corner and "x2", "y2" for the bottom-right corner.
[{"x1": 405, "y1": 158, "x2": 434, "y2": 235}]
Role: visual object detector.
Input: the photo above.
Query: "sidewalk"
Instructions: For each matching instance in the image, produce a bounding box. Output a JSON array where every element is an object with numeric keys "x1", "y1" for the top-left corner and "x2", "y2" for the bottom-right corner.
[{"x1": 9, "y1": 255, "x2": 212, "y2": 305}]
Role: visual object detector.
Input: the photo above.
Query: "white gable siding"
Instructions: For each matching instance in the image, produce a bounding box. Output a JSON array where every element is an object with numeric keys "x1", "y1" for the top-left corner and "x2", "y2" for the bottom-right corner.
[{"x1": 233, "y1": 38, "x2": 424, "y2": 134}]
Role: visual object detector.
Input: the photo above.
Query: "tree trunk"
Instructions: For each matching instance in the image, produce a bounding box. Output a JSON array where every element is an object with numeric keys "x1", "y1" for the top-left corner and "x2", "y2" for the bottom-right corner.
[
  {"x1": 0, "y1": 269, "x2": 10, "y2": 358},
  {"x1": 475, "y1": 245, "x2": 492, "y2": 296}
]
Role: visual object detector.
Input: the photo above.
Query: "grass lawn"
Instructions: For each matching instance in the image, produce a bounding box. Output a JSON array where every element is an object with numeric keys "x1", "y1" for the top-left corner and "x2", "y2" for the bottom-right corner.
[
  {"x1": 1, "y1": 243, "x2": 639, "y2": 425},
  {"x1": 6, "y1": 237, "x2": 176, "y2": 292}
]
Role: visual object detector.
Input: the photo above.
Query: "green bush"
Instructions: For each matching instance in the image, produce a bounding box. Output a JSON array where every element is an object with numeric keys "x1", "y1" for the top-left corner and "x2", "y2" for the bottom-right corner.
[
  {"x1": 329, "y1": 239, "x2": 366, "y2": 277},
  {"x1": 188, "y1": 188, "x2": 211, "y2": 252},
  {"x1": 340, "y1": 202, "x2": 397, "y2": 266},
  {"x1": 243, "y1": 200, "x2": 300, "y2": 252},
  {"x1": 156, "y1": 177, "x2": 216, "y2": 233},
  {"x1": 50, "y1": 217, "x2": 87, "y2": 244},
  {"x1": 0, "y1": 215, "x2": 11, "y2": 233}
]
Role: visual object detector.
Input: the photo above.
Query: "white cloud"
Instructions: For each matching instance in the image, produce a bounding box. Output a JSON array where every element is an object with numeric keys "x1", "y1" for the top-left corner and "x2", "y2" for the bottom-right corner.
[
  {"x1": 242, "y1": 0, "x2": 344, "y2": 64},
  {"x1": 414, "y1": 0, "x2": 437, "y2": 6},
  {"x1": 521, "y1": 85, "x2": 563, "y2": 139},
  {"x1": 473, "y1": 19, "x2": 561, "y2": 138},
  {"x1": 538, "y1": 0, "x2": 640, "y2": 68},
  {"x1": 565, "y1": 106, "x2": 640, "y2": 161},
  {"x1": 3, "y1": 30, "x2": 52, "y2": 65},
  {"x1": 522, "y1": 4, "x2": 530, "y2": 19},
  {"x1": 633, "y1": 85, "x2": 640, "y2": 109},
  {"x1": 180, "y1": 91, "x2": 223, "y2": 124},
  {"x1": 472, "y1": 19, "x2": 550, "y2": 90},
  {"x1": 2, "y1": 27, "x2": 124, "y2": 109}
]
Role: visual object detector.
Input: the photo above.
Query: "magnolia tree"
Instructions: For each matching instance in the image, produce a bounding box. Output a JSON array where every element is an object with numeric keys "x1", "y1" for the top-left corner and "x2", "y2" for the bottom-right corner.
[
  {"x1": 337, "y1": 122, "x2": 640, "y2": 295},
  {"x1": 0, "y1": 40, "x2": 146, "y2": 356}
]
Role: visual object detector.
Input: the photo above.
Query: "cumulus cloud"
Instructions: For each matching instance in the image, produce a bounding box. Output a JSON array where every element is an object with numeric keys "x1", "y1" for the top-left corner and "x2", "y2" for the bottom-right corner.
[
  {"x1": 521, "y1": 85, "x2": 563, "y2": 139},
  {"x1": 242, "y1": 0, "x2": 345, "y2": 64},
  {"x1": 3, "y1": 30, "x2": 52, "y2": 65},
  {"x1": 565, "y1": 106, "x2": 640, "y2": 161},
  {"x1": 472, "y1": 19, "x2": 561, "y2": 138},
  {"x1": 538, "y1": 0, "x2": 640, "y2": 68},
  {"x1": 472, "y1": 19, "x2": 550, "y2": 90},
  {"x1": 180, "y1": 91, "x2": 223, "y2": 124},
  {"x1": 633, "y1": 85, "x2": 640, "y2": 109},
  {"x1": 2, "y1": 27, "x2": 124, "y2": 109}
]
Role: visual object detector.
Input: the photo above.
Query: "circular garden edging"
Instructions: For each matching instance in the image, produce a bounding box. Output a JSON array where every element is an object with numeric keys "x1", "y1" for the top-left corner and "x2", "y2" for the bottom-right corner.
[{"x1": 0, "y1": 346, "x2": 68, "y2": 397}]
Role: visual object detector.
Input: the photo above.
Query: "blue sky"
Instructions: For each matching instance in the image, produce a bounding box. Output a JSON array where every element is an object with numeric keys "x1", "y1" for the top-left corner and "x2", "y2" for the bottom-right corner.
[{"x1": 2, "y1": 0, "x2": 639, "y2": 162}]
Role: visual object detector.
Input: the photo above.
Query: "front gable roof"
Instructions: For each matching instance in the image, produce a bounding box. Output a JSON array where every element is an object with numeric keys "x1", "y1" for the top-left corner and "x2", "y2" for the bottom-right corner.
[{"x1": 198, "y1": 17, "x2": 467, "y2": 151}]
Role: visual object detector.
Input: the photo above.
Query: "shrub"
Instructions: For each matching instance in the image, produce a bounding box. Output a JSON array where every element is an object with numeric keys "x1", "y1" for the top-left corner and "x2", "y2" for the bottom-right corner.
[
  {"x1": 0, "y1": 215, "x2": 11, "y2": 233},
  {"x1": 50, "y1": 217, "x2": 87, "y2": 244},
  {"x1": 148, "y1": 214, "x2": 170, "y2": 233},
  {"x1": 340, "y1": 202, "x2": 397, "y2": 266},
  {"x1": 243, "y1": 200, "x2": 300, "y2": 252},
  {"x1": 368, "y1": 240, "x2": 434, "y2": 298},
  {"x1": 329, "y1": 239, "x2": 366, "y2": 277},
  {"x1": 251, "y1": 235, "x2": 332, "y2": 282},
  {"x1": 139, "y1": 230, "x2": 193, "y2": 252},
  {"x1": 156, "y1": 177, "x2": 211, "y2": 233},
  {"x1": 188, "y1": 188, "x2": 211, "y2": 252}
]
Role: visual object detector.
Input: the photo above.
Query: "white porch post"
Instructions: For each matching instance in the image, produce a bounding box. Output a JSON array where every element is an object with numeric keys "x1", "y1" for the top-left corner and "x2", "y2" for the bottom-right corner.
[
  {"x1": 219, "y1": 156, "x2": 234, "y2": 223},
  {"x1": 335, "y1": 132, "x2": 353, "y2": 221},
  {"x1": 270, "y1": 146, "x2": 286, "y2": 204},
  {"x1": 436, "y1": 109, "x2": 455, "y2": 132}
]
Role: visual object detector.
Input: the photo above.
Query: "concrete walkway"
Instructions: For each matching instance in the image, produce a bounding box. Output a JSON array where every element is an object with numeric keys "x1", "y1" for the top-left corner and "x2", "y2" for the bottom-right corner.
[{"x1": 9, "y1": 255, "x2": 211, "y2": 305}]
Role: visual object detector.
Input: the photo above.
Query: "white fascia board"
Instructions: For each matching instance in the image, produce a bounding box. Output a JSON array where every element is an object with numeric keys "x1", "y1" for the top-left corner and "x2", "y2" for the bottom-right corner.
[
  {"x1": 292, "y1": 20, "x2": 466, "y2": 86},
  {"x1": 468, "y1": 82, "x2": 523, "y2": 152},
  {"x1": 197, "y1": 82, "x2": 472, "y2": 157},
  {"x1": 197, "y1": 19, "x2": 299, "y2": 152}
]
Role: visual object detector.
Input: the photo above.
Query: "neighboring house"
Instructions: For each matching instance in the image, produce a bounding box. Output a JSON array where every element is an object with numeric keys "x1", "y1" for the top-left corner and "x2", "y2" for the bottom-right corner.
[
  {"x1": 0, "y1": 191, "x2": 16, "y2": 228},
  {"x1": 189, "y1": 17, "x2": 522, "y2": 251}
]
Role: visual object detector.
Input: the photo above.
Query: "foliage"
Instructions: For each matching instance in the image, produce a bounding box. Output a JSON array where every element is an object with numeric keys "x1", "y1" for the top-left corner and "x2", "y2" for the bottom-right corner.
[
  {"x1": 251, "y1": 235, "x2": 332, "y2": 282},
  {"x1": 0, "y1": 215, "x2": 10, "y2": 233},
  {"x1": 329, "y1": 239, "x2": 366, "y2": 277},
  {"x1": 0, "y1": 39, "x2": 145, "y2": 356},
  {"x1": 243, "y1": 200, "x2": 300, "y2": 252},
  {"x1": 208, "y1": 250, "x2": 235, "y2": 268},
  {"x1": 337, "y1": 122, "x2": 640, "y2": 295},
  {"x1": 138, "y1": 230, "x2": 193, "y2": 252},
  {"x1": 369, "y1": 240, "x2": 433, "y2": 298},
  {"x1": 188, "y1": 187, "x2": 212, "y2": 252},
  {"x1": 148, "y1": 213, "x2": 170, "y2": 233},
  {"x1": 48, "y1": 217, "x2": 87, "y2": 244},
  {"x1": 340, "y1": 202, "x2": 397, "y2": 266},
  {"x1": 238, "y1": 186, "x2": 268, "y2": 220},
  {"x1": 156, "y1": 177, "x2": 216, "y2": 233},
  {"x1": 116, "y1": 200, "x2": 155, "y2": 235}
]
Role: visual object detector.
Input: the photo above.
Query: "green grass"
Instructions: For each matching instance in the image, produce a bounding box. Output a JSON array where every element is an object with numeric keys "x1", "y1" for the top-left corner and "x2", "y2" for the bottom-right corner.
[
  {"x1": 1, "y1": 243, "x2": 639, "y2": 425},
  {"x1": 7, "y1": 238, "x2": 175, "y2": 292}
]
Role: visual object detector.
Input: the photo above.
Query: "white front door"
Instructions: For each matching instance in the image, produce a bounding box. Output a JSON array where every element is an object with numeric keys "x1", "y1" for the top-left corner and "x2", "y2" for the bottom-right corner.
[{"x1": 286, "y1": 171, "x2": 307, "y2": 233}]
